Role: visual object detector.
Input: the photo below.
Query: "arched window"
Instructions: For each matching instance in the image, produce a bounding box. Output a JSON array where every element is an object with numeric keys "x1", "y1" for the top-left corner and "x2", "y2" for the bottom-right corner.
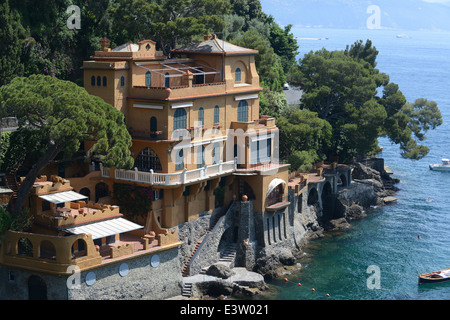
[
  {"x1": 103, "y1": 76, "x2": 107, "y2": 87},
  {"x1": 174, "y1": 108, "x2": 187, "y2": 130},
  {"x1": 120, "y1": 76, "x2": 125, "y2": 87},
  {"x1": 214, "y1": 105, "x2": 220, "y2": 125},
  {"x1": 71, "y1": 239, "x2": 87, "y2": 258},
  {"x1": 97, "y1": 76, "x2": 101, "y2": 86},
  {"x1": 235, "y1": 68, "x2": 241, "y2": 82},
  {"x1": 145, "y1": 71, "x2": 152, "y2": 87},
  {"x1": 135, "y1": 147, "x2": 162, "y2": 172},
  {"x1": 237, "y1": 100, "x2": 248, "y2": 122},
  {"x1": 91, "y1": 76, "x2": 95, "y2": 86},
  {"x1": 165, "y1": 72, "x2": 170, "y2": 88},
  {"x1": 198, "y1": 107, "x2": 204, "y2": 127}
]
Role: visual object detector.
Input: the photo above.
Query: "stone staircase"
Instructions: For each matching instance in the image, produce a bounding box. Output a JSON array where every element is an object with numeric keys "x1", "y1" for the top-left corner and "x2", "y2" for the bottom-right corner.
[
  {"x1": 181, "y1": 240, "x2": 203, "y2": 277},
  {"x1": 181, "y1": 243, "x2": 238, "y2": 298},
  {"x1": 181, "y1": 282, "x2": 193, "y2": 298},
  {"x1": 218, "y1": 243, "x2": 238, "y2": 267},
  {"x1": 198, "y1": 243, "x2": 238, "y2": 274},
  {"x1": 181, "y1": 201, "x2": 234, "y2": 277}
]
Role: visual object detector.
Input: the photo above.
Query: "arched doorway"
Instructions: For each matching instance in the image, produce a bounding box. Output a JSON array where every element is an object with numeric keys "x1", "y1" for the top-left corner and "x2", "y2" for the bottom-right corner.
[
  {"x1": 79, "y1": 188, "x2": 91, "y2": 201},
  {"x1": 321, "y1": 181, "x2": 334, "y2": 220},
  {"x1": 95, "y1": 182, "x2": 109, "y2": 203},
  {"x1": 307, "y1": 187, "x2": 319, "y2": 206},
  {"x1": 28, "y1": 276, "x2": 47, "y2": 300},
  {"x1": 135, "y1": 147, "x2": 162, "y2": 172}
]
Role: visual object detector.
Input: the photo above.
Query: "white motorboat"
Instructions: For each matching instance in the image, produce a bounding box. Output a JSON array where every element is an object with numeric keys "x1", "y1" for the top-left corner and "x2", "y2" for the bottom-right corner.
[{"x1": 429, "y1": 159, "x2": 450, "y2": 171}]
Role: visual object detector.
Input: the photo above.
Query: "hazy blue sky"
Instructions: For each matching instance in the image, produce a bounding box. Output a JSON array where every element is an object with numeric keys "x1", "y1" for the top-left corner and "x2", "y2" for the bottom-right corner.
[
  {"x1": 260, "y1": 0, "x2": 450, "y2": 31},
  {"x1": 422, "y1": 0, "x2": 450, "y2": 5}
]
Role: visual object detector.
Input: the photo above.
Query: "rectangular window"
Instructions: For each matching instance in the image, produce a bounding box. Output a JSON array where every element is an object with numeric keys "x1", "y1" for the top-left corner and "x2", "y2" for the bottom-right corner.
[
  {"x1": 42, "y1": 200, "x2": 50, "y2": 212},
  {"x1": 214, "y1": 106, "x2": 220, "y2": 124}
]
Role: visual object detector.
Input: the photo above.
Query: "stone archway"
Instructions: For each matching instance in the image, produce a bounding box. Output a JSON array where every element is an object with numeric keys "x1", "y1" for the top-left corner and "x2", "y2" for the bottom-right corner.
[
  {"x1": 79, "y1": 187, "x2": 91, "y2": 201},
  {"x1": 307, "y1": 187, "x2": 319, "y2": 206},
  {"x1": 28, "y1": 275, "x2": 47, "y2": 300},
  {"x1": 321, "y1": 181, "x2": 334, "y2": 221}
]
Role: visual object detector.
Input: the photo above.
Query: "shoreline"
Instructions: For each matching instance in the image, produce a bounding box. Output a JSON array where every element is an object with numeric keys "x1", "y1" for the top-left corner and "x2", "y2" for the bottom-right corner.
[{"x1": 176, "y1": 158, "x2": 399, "y2": 300}]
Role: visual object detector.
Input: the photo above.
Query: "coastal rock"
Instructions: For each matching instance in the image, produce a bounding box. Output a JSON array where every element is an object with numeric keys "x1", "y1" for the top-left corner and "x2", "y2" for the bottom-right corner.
[
  {"x1": 277, "y1": 248, "x2": 296, "y2": 266},
  {"x1": 206, "y1": 263, "x2": 235, "y2": 279},
  {"x1": 324, "y1": 217, "x2": 352, "y2": 231},
  {"x1": 253, "y1": 247, "x2": 298, "y2": 279},
  {"x1": 195, "y1": 278, "x2": 233, "y2": 297},
  {"x1": 187, "y1": 268, "x2": 267, "y2": 298},
  {"x1": 352, "y1": 162, "x2": 383, "y2": 182},
  {"x1": 254, "y1": 250, "x2": 281, "y2": 280},
  {"x1": 346, "y1": 203, "x2": 366, "y2": 220}
]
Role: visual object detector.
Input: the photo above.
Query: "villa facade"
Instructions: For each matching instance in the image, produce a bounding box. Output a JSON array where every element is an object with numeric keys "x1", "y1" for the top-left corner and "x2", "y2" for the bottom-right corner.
[{"x1": 0, "y1": 35, "x2": 351, "y2": 299}]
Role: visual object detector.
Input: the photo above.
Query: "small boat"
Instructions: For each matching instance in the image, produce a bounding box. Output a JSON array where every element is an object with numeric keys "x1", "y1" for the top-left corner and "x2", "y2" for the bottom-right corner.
[
  {"x1": 419, "y1": 268, "x2": 450, "y2": 284},
  {"x1": 429, "y1": 159, "x2": 450, "y2": 171}
]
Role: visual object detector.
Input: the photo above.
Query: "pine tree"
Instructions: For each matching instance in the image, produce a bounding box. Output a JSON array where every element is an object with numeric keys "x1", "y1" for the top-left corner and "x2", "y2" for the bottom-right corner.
[
  {"x1": 0, "y1": 74, "x2": 134, "y2": 216},
  {"x1": 0, "y1": 0, "x2": 25, "y2": 85}
]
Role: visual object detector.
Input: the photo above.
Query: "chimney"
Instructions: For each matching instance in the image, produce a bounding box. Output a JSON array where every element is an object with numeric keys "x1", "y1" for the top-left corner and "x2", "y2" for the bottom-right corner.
[
  {"x1": 203, "y1": 34, "x2": 213, "y2": 41},
  {"x1": 100, "y1": 37, "x2": 111, "y2": 52}
]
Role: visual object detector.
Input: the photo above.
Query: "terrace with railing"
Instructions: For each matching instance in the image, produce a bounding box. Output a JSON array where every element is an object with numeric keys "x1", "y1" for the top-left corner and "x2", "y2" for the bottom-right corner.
[
  {"x1": 100, "y1": 160, "x2": 236, "y2": 186},
  {"x1": 0, "y1": 228, "x2": 181, "y2": 275}
]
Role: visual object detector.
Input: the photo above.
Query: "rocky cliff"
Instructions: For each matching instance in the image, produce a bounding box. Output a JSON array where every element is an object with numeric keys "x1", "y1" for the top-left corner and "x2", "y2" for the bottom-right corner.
[{"x1": 177, "y1": 159, "x2": 399, "y2": 298}]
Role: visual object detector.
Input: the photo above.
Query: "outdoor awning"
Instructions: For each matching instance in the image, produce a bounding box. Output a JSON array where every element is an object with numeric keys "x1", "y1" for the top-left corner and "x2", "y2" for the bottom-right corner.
[
  {"x1": 38, "y1": 191, "x2": 87, "y2": 204},
  {"x1": 64, "y1": 217, "x2": 143, "y2": 240}
]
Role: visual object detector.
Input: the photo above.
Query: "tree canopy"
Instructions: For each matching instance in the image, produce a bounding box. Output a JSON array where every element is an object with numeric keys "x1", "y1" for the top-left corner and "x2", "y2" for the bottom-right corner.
[
  {"x1": 0, "y1": 74, "x2": 134, "y2": 215},
  {"x1": 277, "y1": 109, "x2": 332, "y2": 171},
  {"x1": 290, "y1": 40, "x2": 442, "y2": 162}
]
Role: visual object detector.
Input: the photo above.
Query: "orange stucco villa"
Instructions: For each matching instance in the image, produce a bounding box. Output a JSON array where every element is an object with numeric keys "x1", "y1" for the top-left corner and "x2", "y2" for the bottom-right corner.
[{"x1": 0, "y1": 35, "x2": 351, "y2": 300}]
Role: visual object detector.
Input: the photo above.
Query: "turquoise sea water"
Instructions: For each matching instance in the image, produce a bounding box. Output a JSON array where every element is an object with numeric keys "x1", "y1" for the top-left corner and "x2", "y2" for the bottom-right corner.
[{"x1": 264, "y1": 28, "x2": 450, "y2": 300}]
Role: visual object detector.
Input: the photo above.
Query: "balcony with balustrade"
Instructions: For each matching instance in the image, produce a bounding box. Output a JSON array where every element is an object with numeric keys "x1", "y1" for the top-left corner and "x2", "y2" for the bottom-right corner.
[{"x1": 99, "y1": 160, "x2": 236, "y2": 187}]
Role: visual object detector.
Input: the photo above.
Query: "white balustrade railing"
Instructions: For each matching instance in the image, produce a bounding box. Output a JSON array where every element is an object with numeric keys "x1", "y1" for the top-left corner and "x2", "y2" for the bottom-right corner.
[
  {"x1": 99, "y1": 163, "x2": 110, "y2": 178},
  {"x1": 102, "y1": 160, "x2": 237, "y2": 186}
]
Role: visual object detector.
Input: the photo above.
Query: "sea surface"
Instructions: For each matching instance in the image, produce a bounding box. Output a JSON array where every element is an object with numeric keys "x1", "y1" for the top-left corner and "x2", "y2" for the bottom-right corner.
[{"x1": 262, "y1": 28, "x2": 450, "y2": 300}]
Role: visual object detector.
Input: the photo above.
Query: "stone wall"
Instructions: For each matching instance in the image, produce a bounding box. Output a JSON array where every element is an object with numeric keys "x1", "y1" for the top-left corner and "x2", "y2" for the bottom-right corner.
[
  {"x1": 0, "y1": 248, "x2": 181, "y2": 300},
  {"x1": 69, "y1": 249, "x2": 181, "y2": 300},
  {"x1": 0, "y1": 265, "x2": 68, "y2": 300}
]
